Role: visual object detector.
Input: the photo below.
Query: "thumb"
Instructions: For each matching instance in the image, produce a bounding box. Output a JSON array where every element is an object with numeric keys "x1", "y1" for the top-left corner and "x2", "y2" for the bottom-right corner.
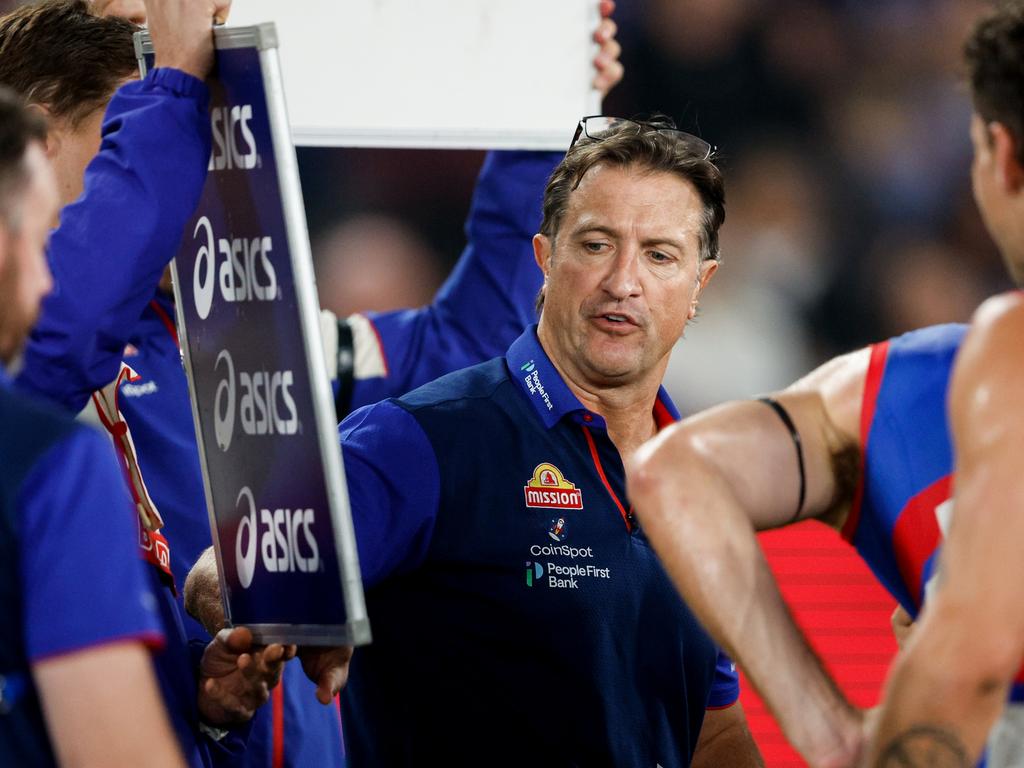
[
  {"x1": 316, "y1": 666, "x2": 346, "y2": 705},
  {"x1": 218, "y1": 625, "x2": 254, "y2": 654}
]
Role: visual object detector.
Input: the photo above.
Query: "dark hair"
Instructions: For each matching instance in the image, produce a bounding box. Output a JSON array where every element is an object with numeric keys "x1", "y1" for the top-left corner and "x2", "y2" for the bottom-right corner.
[
  {"x1": 0, "y1": 86, "x2": 47, "y2": 230},
  {"x1": 540, "y1": 121, "x2": 726, "y2": 262},
  {"x1": 0, "y1": 0, "x2": 138, "y2": 128},
  {"x1": 964, "y1": 1, "x2": 1024, "y2": 162}
]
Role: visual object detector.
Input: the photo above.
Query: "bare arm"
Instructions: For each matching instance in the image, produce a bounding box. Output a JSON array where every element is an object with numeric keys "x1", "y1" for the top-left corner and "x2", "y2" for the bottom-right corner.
[
  {"x1": 866, "y1": 296, "x2": 1024, "y2": 766},
  {"x1": 691, "y1": 704, "x2": 764, "y2": 768},
  {"x1": 34, "y1": 641, "x2": 185, "y2": 768},
  {"x1": 627, "y1": 349, "x2": 870, "y2": 767}
]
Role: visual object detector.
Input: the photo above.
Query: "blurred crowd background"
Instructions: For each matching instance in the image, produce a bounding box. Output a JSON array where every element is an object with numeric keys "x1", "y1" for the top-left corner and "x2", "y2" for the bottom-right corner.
[
  {"x1": 0, "y1": 0, "x2": 1005, "y2": 411},
  {"x1": 296, "y1": 0, "x2": 1012, "y2": 413}
]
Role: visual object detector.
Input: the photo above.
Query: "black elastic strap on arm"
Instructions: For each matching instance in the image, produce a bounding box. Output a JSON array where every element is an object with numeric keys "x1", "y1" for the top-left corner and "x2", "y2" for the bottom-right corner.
[
  {"x1": 334, "y1": 318, "x2": 356, "y2": 422},
  {"x1": 758, "y1": 396, "x2": 806, "y2": 523}
]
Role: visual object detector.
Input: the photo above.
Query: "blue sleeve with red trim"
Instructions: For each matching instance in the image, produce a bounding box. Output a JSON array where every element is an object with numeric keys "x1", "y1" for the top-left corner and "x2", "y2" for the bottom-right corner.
[
  {"x1": 15, "y1": 68, "x2": 210, "y2": 413},
  {"x1": 339, "y1": 400, "x2": 440, "y2": 587},
  {"x1": 18, "y1": 426, "x2": 162, "y2": 661},
  {"x1": 349, "y1": 150, "x2": 559, "y2": 408},
  {"x1": 707, "y1": 650, "x2": 741, "y2": 708}
]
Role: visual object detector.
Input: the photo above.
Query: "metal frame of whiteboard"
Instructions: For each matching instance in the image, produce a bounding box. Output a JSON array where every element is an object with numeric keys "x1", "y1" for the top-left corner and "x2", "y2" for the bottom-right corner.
[{"x1": 136, "y1": 25, "x2": 371, "y2": 646}]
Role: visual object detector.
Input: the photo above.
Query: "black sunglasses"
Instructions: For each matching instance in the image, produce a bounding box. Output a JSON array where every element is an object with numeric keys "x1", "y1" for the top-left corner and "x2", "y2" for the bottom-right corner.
[{"x1": 569, "y1": 115, "x2": 714, "y2": 160}]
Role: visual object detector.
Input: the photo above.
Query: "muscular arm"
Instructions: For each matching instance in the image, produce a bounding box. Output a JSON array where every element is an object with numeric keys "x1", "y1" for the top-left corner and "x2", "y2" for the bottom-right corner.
[
  {"x1": 691, "y1": 704, "x2": 764, "y2": 768},
  {"x1": 34, "y1": 641, "x2": 185, "y2": 768},
  {"x1": 866, "y1": 295, "x2": 1024, "y2": 766},
  {"x1": 627, "y1": 349, "x2": 869, "y2": 767}
]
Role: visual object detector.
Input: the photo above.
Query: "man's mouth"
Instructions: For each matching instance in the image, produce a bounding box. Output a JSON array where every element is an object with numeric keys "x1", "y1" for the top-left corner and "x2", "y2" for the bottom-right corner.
[{"x1": 591, "y1": 311, "x2": 641, "y2": 331}]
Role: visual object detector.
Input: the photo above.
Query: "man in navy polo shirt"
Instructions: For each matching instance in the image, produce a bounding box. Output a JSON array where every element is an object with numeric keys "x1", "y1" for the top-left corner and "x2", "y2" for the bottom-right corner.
[{"x1": 326, "y1": 118, "x2": 761, "y2": 765}]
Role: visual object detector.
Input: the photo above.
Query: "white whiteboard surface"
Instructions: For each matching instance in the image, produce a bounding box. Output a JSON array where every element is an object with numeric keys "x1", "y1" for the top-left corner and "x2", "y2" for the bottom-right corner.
[{"x1": 226, "y1": 0, "x2": 601, "y2": 150}]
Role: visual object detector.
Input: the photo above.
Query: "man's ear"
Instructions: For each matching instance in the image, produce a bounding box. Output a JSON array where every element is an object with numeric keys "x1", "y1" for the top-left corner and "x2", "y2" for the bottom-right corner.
[
  {"x1": 990, "y1": 121, "x2": 1024, "y2": 194},
  {"x1": 25, "y1": 104, "x2": 60, "y2": 160},
  {"x1": 533, "y1": 233, "x2": 552, "y2": 276},
  {"x1": 688, "y1": 260, "x2": 719, "y2": 320}
]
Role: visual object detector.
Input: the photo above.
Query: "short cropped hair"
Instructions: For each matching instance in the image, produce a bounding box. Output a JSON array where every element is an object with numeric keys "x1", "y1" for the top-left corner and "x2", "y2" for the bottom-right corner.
[
  {"x1": 0, "y1": 86, "x2": 47, "y2": 230},
  {"x1": 540, "y1": 120, "x2": 726, "y2": 264},
  {"x1": 965, "y1": 1, "x2": 1024, "y2": 162},
  {"x1": 0, "y1": 0, "x2": 138, "y2": 128}
]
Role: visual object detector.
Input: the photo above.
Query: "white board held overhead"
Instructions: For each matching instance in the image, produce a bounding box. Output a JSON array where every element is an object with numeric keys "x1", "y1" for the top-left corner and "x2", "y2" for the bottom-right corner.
[{"x1": 225, "y1": 0, "x2": 601, "y2": 150}]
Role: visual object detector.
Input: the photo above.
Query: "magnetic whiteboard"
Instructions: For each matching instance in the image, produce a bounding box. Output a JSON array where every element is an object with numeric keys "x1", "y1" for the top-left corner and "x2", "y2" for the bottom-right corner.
[{"x1": 226, "y1": 0, "x2": 601, "y2": 149}]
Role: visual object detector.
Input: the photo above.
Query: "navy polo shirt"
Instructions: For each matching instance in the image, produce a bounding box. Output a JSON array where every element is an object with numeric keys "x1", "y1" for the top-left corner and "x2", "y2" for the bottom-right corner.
[{"x1": 339, "y1": 326, "x2": 739, "y2": 766}]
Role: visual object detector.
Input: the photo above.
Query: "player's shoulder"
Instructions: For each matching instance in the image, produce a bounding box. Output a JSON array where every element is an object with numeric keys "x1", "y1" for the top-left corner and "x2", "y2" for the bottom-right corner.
[
  {"x1": 951, "y1": 292, "x2": 1024, "y2": 409},
  {"x1": 963, "y1": 292, "x2": 1024, "y2": 361},
  {"x1": 396, "y1": 356, "x2": 511, "y2": 413},
  {"x1": 971, "y1": 290, "x2": 1024, "y2": 331},
  {"x1": 0, "y1": 391, "x2": 110, "y2": 512},
  {"x1": 888, "y1": 323, "x2": 968, "y2": 360},
  {"x1": 0, "y1": 387, "x2": 93, "y2": 481},
  {"x1": 340, "y1": 357, "x2": 512, "y2": 442}
]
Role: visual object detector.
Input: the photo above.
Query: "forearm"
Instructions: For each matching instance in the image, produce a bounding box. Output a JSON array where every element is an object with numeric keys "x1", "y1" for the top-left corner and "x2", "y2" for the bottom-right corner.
[
  {"x1": 17, "y1": 69, "x2": 210, "y2": 411},
  {"x1": 866, "y1": 595, "x2": 1014, "y2": 765},
  {"x1": 630, "y1": 442, "x2": 861, "y2": 766},
  {"x1": 691, "y1": 704, "x2": 764, "y2": 768},
  {"x1": 185, "y1": 546, "x2": 226, "y2": 635}
]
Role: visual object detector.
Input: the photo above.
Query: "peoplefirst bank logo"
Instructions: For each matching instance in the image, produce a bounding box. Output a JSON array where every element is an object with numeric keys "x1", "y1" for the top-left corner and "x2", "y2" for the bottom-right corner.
[
  {"x1": 213, "y1": 349, "x2": 298, "y2": 452},
  {"x1": 234, "y1": 486, "x2": 321, "y2": 589},
  {"x1": 209, "y1": 105, "x2": 258, "y2": 171},
  {"x1": 192, "y1": 216, "x2": 279, "y2": 320},
  {"x1": 524, "y1": 463, "x2": 583, "y2": 510}
]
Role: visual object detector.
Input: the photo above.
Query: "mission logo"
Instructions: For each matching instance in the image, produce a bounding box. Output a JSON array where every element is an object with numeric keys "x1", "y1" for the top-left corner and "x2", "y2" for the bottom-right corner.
[{"x1": 523, "y1": 463, "x2": 583, "y2": 510}]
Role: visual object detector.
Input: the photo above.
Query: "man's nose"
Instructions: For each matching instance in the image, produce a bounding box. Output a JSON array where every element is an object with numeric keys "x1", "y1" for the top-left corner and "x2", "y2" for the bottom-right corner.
[{"x1": 600, "y1": 246, "x2": 641, "y2": 300}]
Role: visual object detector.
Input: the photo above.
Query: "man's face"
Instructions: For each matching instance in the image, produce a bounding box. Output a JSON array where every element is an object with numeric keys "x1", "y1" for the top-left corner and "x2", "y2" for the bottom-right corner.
[
  {"x1": 970, "y1": 113, "x2": 1024, "y2": 286},
  {"x1": 48, "y1": 105, "x2": 107, "y2": 214},
  {"x1": 535, "y1": 163, "x2": 717, "y2": 388},
  {"x1": 0, "y1": 142, "x2": 60, "y2": 363}
]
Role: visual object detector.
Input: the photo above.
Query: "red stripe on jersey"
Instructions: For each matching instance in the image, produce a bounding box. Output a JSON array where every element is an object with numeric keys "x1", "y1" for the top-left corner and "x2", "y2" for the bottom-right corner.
[
  {"x1": 272, "y1": 682, "x2": 285, "y2": 768},
  {"x1": 892, "y1": 475, "x2": 951, "y2": 609},
  {"x1": 653, "y1": 397, "x2": 676, "y2": 430},
  {"x1": 581, "y1": 426, "x2": 631, "y2": 531},
  {"x1": 842, "y1": 341, "x2": 891, "y2": 543}
]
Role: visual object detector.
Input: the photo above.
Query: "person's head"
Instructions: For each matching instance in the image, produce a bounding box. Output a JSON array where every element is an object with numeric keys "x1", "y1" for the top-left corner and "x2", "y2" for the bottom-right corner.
[
  {"x1": 89, "y1": 0, "x2": 147, "y2": 24},
  {"x1": 0, "y1": 0, "x2": 138, "y2": 210},
  {"x1": 0, "y1": 88, "x2": 59, "y2": 364},
  {"x1": 964, "y1": 0, "x2": 1024, "y2": 286},
  {"x1": 534, "y1": 118, "x2": 724, "y2": 392}
]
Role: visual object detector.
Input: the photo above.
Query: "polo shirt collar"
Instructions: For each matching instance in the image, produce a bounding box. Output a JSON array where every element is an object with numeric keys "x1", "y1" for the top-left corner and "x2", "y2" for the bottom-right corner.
[{"x1": 505, "y1": 325, "x2": 682, "y2": 431}]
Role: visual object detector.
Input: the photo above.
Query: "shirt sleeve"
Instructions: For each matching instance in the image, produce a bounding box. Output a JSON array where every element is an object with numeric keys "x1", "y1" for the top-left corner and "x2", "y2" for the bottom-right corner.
[
  {"x1": 707, "y1": 650, "x2": 741, "y2": 709},
  {"x1": 15, "y1": 68, "x2": 211, "y2": 413},
  {"x1": 348, "y1": 150, "x2": 561, "y2": 408},
  {"x1": 18, "y1": 426, "x2": 163, "y2": 661},
  {"x1": 339, "y1": 400, "x2": 441, "y2": 588}
]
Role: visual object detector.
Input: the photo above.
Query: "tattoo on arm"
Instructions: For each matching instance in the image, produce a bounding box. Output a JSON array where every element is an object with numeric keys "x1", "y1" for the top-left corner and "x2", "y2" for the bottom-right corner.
[{"x1": 877, "y1": 725, "x2": 970, "y2": 768}]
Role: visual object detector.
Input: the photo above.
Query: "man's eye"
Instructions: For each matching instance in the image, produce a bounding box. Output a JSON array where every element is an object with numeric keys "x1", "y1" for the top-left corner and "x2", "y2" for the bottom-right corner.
[
  {"x1": 584, "y1": 242, "x2": 609, "y2": 253},
  {"x1": 649, "y1": 250, "x2": 672, "y2": 262}
]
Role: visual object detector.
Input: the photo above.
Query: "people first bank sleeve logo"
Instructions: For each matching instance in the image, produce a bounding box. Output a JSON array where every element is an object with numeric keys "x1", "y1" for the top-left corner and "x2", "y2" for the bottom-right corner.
[{"x1": 524, "y1": 463, "x2": 583, "y2": 510}]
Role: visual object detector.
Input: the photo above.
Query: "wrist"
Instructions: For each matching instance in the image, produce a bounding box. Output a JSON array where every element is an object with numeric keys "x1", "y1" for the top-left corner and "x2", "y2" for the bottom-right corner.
[{"x1": 145, "y1": 67, "x2": 210, "y2": 108}]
